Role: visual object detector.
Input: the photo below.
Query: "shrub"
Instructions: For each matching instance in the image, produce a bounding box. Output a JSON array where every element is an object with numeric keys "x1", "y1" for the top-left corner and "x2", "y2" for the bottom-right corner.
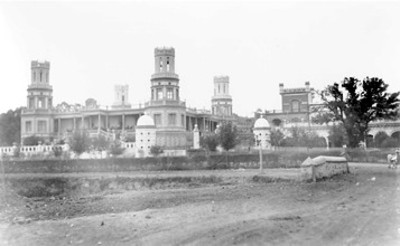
[
  {"x1": 68, "y1": 130, "x2": 91, "y2": 155},
  {"x1": 200, "y1": 134, "x2": 219, "y2": 152},
  {"x1": 109, "y1": 140, "x2": 125, "y2": 156},
  {"x1": 150, "y1": 145, "x2": 163, "y2": 157},
  {"x1": 91, "y1": 135, "x2": 110, "y2": 151},
  {"x1": 23, "y1": 135, "x2": 44, "y2": 146}
]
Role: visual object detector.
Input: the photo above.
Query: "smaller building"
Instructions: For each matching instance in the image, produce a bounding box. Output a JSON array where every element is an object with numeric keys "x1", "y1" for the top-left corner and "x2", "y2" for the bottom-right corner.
[
  {"x1": 135, "y1": 114, "x2": 156, "y2": 157},
  {"x1": 253, "y1": 116, "x2": 271, "y2": 149}
]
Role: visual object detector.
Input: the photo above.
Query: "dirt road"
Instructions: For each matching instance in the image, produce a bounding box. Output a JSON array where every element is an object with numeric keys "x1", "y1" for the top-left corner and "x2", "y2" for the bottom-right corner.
[{"x1": 1, "y1": 163, "x2": 399, "y2": 245}]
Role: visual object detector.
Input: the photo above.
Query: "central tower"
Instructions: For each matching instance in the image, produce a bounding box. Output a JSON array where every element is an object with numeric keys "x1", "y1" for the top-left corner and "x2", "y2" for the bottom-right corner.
[{"x1": 145, "y1": 47, "x2": 186, "y2": 149}]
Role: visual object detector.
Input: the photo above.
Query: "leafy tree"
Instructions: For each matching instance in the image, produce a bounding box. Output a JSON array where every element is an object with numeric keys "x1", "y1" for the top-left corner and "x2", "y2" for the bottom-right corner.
[
  {"x1": 328, "y1": 123, "x2": 346, "y2": 148},
  {"x1": 217, "y1": 121, "x2": 239, "y2": 151},
  {"x1": 23, "y1": 135, "x2": 45, "y2": 146},
  {"x1": 313, "y1": 77, "x2": 399, "y2": 148},
  {"x1": 68, "y1": 130, "x2": 90, "y2": 155},
  {"x1": 270, "y1": 129, "x2": 285, "y2": 148},
  {"x1": 91, "y1": 135, "x2": 110, "y2": 151},
  {"x1": 200, "y1": 134, "x2": 219, "y2": 152},
  {"x1": 0, "y1": 108, "x2": 21, "y2": 146}
]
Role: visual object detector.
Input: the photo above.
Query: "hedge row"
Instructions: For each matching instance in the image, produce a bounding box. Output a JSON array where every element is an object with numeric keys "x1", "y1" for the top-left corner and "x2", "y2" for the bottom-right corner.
[{"x1": 1, "y1": 148, "x2": 392, "y2": 173}]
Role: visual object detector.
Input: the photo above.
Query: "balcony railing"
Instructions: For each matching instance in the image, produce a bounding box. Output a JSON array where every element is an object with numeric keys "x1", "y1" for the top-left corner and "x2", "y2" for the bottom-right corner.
[
  {"x1": 22, "y1": 108, "x2": 53, "y2": 114},
  {"x1": 151, "y1": 73, "x2": 179, "y2": 80},
  {"x1": 28, "y1": 84, "x2": 53, "y2": 90},
  {"x1": 145, "y1": 100, "x2": 186, "y2": 107}
]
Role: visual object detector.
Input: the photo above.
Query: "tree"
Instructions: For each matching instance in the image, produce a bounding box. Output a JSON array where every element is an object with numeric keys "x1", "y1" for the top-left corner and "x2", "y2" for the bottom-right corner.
[
  {"x1": 270, "y1": 129, "x2": 285, "y2": 148},
  {"x1": 91, "y1": 135, "x2": 110, "y2": 151},
  {"x1": 0, "y1": 108, "x2": 21, "y2": 146},
  {"x1": 68, "y1": 130, "x2": 90, "y2": 155},
  {"x1": 217, "y1": 122, "x2": 239, "y2": 151},
  {"x1": 313, "y1": 77, "x2": 399, "y2": 148},
  {"x1": 200, "y1": 134, "x2": 219, "y2": 152},
  {"x1": 328, "y1": 123, "x2": 346, "y2": 148}
]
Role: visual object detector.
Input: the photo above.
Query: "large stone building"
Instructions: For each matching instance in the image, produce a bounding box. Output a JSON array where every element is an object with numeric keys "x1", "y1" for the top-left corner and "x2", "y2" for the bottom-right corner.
[
  {"x1": 259, "y1": 82, "x2": 400, "y2": 147},
  {"x1": 20, "y1": 47, "x2": 234, "y2": 149}
]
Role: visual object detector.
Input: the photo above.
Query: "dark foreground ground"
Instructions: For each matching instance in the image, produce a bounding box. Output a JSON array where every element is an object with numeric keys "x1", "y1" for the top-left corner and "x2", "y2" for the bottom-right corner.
[{"x1": 0, "y1": 163, "x2": 399, "y2": 245}]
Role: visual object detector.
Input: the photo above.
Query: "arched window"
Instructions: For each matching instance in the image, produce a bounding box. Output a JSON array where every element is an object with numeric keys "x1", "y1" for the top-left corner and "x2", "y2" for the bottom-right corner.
[
  {"x1": 166, "y1": 57, "x2": 170, "y2": 71},
  {"x1": 40, "y1": 71, "x2": 43, "y2": 82}
]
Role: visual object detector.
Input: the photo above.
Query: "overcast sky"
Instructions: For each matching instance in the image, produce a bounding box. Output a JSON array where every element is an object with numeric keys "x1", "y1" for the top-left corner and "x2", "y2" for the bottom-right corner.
[{"x1": 1, "y1": 0, "x2": 399, "y2": 117}]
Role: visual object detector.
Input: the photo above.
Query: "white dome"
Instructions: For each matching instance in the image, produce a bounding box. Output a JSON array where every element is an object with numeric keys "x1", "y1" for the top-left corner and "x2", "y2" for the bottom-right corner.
[
  {"x1": 137, "y1": 114, "x2": 155, "y2": 127},
  {"x1": 254, "y1": 117, "x2": 270, "y2": 129}
]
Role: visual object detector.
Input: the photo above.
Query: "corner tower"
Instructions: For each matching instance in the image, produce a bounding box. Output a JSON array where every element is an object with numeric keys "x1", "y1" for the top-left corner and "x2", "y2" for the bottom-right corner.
[
  {"x1": 212, "y1": 76, "x2": 232, "y2": 117},
  {"x1": 21, "y1": 61, "x2": 54, "y2": 143},
  {"x1": 145, "y1": 47, "x2": 186, "y2": 149}
]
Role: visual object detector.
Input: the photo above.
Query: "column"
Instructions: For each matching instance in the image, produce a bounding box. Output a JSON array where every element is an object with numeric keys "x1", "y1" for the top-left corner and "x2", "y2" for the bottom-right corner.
[
  {"x1": 73, "y1": 118, "x2": 76, "y2": 130},
  {"x1": 122, "y1": 114, "x2": 125, "y2": 131},
  {"x1": 58, "y1": 118, "x2": 61, "y2": 137},
  {"x1": 106, "y1": 115, "x2": 109, "y2": 130},
  {"x1": 89, "y1": 116, "x2": 92, "y2": 130},
  {"x1": 98, "y1": 114, "x2": 101, "y2": 132},
  {"x1": 203, "y1": 117, "x2": 206, "y2": 132},
  {"x1": 81, "y1": 115, "x2": 84, "y2": 129}
]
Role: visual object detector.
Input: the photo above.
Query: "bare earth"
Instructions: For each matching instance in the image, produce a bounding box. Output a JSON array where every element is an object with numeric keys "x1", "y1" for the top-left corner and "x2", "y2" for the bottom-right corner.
[{"x1": 0, "y1": 163, "x2": 399, "y2": 246}]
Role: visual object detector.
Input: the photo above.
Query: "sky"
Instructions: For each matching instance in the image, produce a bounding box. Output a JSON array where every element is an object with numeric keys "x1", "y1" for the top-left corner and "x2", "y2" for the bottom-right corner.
[{"x1": 0, "y1": 0, "x2": 399, "y2": 117}]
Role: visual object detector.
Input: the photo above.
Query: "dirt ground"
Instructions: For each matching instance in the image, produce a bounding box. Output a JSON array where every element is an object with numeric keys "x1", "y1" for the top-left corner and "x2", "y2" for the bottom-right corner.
[{"x1": 0, "y1": 163, "x2": 399, "y2": 245}]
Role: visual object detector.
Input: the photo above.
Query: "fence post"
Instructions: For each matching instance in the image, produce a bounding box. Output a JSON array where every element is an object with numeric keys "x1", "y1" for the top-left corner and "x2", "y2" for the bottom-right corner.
[{"x1": 0, "y1": 154, "x2": 6, "y2": 202}]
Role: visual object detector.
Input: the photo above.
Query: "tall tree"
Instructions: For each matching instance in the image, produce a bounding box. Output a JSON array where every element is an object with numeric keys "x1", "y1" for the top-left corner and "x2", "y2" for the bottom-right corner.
[
  {"x1": 313, "y1": 77, "x2": 399, "y2": 148},
  {"x1": 0, "y1": 108, "x2": 22, "y2": 146},
  {"x1": 218, "y1": 121, "x2": 239, "y2": 151},
  {"x1": 270, "y1": 129, "x2": 285, "y2": 148},
  {"x1": 68, "y1": 130, "x2": 90, "y2": 155}
]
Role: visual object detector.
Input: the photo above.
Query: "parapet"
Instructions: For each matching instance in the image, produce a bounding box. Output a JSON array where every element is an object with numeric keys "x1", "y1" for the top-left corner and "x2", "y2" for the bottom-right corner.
[
  {"x1": 31, "y1": 60, "x2": 50, "y2": 69},
  {"x1": 155, "y1": 47, "x2": 175, "y2": 56},
  {"x1": 214, "y1": 76, "x2": 229, "y2": 83}
]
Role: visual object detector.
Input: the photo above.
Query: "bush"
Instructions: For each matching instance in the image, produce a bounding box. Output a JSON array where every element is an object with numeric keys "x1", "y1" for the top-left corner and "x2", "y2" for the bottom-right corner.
[
  {"x1": 109, "y1": 140, "x2": 125, "y2": 156},
  {"x1": 200, "y1": 134, "x2": 219, "y2": 152},
  {"x1": 23, "y1": 135, "x2": 44, "y2": 146},
  {"x1": 52, "y1": 146, "x2": 63, "y2": 157},
  {"x1": 381, "y1": 137, "x2": 399, "y2": 148},
  {"x1": 68, "y1": 130, "x2": 91, "y2": 155},
  {"x1": 91, "y1": 135, "x2": 110, "y2": 151},
  {"x1": 150, "y1": 145, "x2": 163, "y2": 157}
]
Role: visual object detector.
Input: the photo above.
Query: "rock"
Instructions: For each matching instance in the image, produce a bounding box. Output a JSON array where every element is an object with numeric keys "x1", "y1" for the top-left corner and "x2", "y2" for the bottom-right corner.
[
  {"x1": 12, "y1": 217, "x2": 31, "y2": 225},
  {"x1": 145, "y1": 215, "x2": 151, "y2": 219}
]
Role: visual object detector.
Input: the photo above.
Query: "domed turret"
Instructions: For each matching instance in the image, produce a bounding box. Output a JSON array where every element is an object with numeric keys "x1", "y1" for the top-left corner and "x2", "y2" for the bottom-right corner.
[
  {"x1": 253, "y1": 116, "x2": 271, "y2": 149},
  {"x1": 254, "y1": 117, "x2": 270, "y2": 129},
  {"x1": 137, "y1": 114, "x2": 155, "y2": 128},
  {"x1": 136, "y1": 114, "x2": 156, "y2": 158}
]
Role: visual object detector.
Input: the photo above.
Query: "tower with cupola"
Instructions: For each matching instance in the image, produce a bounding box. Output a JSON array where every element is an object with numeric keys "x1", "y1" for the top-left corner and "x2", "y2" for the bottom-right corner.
[
  {"x1": 145, "y1": 47, "x2": 186, "y2": 149},
  {"x1": 21, "y1": 61, "x2": 54, "y2": 143},
  {"x1": 212, "y1": 76, "x2": 232, "y2": 117}
]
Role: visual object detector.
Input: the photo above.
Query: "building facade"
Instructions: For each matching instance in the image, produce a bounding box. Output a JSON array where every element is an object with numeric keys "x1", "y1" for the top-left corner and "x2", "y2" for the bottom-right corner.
[
  {"x1": 259, "y1": 82, "x2": 400, "y2": 147},
  {"x1": 20, "y1": 47, "x2": 234, "y2": 149}
]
